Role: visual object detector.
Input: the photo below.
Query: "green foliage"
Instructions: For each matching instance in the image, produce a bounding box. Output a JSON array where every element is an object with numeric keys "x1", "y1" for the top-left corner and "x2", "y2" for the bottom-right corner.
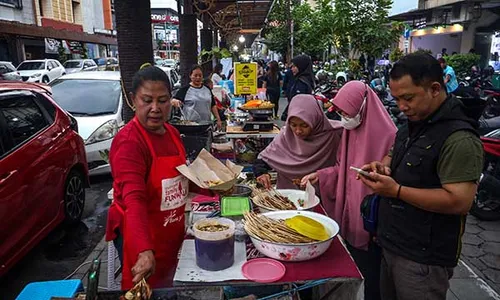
[
  {"x1": 348, "y1": 59, "x2": 362, "y2": 79},
  {"x1": 389, "y1": 47, "x2": 404, "y2": 62},
  {"x1": 414, "y1": 48, "x2": 433, "y2": 55},
  {"x1": 264, "y1": 0, "x2": 401, "y2": 60},
  {"x1": 264, "y1": 0, "x2": 334, "y2": 58},
  {"x1": 333, "y1": 0, "x2": 403, "y2": 58},
  {"x1": 447, "y1": 53, "x2": 481, "y2": 76},
  {"x1": 199, "y1": 47, "x2": 232, "y2": 64}
]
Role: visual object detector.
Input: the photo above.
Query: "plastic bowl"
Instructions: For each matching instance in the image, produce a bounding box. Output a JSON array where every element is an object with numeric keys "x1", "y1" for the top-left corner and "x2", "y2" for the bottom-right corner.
[
  {"x1": 246, "y1": 210, "x2": 339, "y2": 262},
  {"x1": 253, "y1": 189, "x2": 320, "y2": 213}
]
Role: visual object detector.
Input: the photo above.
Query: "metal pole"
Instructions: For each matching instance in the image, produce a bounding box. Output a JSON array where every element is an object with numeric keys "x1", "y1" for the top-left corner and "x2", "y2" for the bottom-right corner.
[{"x1": 290, "y1": 20, "x2": 294, "y2": 59}]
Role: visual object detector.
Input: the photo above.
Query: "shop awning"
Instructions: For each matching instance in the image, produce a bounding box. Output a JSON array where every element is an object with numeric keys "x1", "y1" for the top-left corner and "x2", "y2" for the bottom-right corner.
[
  {"x1": 205, "y1": 0, "x2": 276, "y2": 43},
  {"x1": 0, "y1": 20, "x2": 117, "y2": 45}
]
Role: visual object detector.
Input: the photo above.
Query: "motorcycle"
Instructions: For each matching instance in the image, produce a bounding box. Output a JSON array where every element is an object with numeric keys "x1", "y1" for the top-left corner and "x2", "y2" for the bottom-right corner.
[{"x1": 470, "y1": 131, "x2": 500, "y2": 220}]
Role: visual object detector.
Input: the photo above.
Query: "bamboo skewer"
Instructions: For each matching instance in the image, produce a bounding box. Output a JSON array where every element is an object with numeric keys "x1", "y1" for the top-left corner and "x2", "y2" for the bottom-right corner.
[
  {"x1": 251, "y1": 188, "x2": 297, "y2": 210},
  {"x1": 243, "y1": 212, "x2": 316, "y2": 244}
]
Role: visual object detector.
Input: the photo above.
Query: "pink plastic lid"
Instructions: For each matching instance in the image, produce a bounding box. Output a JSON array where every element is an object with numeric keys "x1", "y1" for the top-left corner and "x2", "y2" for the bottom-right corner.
[{"x1": 241, "y1": 258, "x2": 286, "y2": 283}]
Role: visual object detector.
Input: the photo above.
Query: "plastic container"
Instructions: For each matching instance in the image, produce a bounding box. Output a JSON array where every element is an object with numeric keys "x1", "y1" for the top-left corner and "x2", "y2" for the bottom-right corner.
[
  {"x1": 193, "y1": 218, "x2": 235, "y2": 271},
  {"x1": 221, "y1": 197, "x2": 251, "y2": 217}
]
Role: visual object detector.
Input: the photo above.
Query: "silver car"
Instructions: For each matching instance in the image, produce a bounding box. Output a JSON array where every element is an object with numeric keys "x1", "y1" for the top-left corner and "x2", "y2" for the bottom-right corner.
[
  {"x1": 63, "y1": 59, "x2": 98, "y2": 74},
  {"x1": 0, "y1": 61, "x2": 21, "y2": 81},
  {"x1": 49, "y1": 71, "x2": 123, "y2": 176}
]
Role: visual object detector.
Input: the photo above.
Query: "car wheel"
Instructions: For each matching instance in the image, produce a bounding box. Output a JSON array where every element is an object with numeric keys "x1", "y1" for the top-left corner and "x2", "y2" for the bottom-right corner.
[
  {"x1": 42, "y1": 76, "x2": 50, "y2": 83},
  {"x1": 64, "y1": 169, "x2": 86, "y2": 224}
]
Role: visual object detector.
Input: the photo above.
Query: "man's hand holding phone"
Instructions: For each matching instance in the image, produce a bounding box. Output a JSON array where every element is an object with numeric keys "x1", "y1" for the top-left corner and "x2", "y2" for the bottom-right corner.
[{"x1": 355, "y1": 161, "x2": 400, "y2": 198}]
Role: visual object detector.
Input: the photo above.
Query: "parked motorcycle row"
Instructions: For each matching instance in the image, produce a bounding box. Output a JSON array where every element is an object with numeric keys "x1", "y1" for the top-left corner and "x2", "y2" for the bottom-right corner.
[{"x1": 308, "y1": 63, "x2": 500, "y2": 221}]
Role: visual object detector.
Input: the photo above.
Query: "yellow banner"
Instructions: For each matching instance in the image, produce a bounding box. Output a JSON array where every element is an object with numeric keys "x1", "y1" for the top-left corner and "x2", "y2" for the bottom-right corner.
[{"x1": 234, "y1": 62, "x2": 257, "y2": 95}]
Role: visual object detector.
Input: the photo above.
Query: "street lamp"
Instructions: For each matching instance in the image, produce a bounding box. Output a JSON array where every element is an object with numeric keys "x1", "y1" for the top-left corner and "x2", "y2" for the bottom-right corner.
[
  {"x1": 233, "y1": 45, "x2": 239, "y2": 51},
  {"x1": 238, "y1": 35, "x2": 246, "y2": 43}
]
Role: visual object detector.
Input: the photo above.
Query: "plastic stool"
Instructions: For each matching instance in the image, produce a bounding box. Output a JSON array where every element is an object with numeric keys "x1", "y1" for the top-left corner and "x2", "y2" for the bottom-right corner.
[{"x1": 16, "y1": 279, "x2": 83, "y2": 300}]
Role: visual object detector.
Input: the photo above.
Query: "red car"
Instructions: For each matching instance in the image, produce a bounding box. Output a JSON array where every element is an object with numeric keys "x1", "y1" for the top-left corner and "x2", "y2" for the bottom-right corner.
[{"x1": 0, "y1": 81, "x2": 89, "y2": 277}]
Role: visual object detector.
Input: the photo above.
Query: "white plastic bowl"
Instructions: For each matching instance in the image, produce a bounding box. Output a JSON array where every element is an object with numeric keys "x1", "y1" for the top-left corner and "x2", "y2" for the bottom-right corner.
[
  {"x1": 253, "y1": 189, "x2": 320, "y2": 213},
  {"x1": 247, "y1": 210, "x2": 339, "y2": 262}
]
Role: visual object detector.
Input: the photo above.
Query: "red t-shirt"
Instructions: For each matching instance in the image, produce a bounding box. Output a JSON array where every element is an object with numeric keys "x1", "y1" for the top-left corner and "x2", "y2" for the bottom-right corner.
[{"x1": 106, "y1": 120, "x2": 181, "y2": 256}]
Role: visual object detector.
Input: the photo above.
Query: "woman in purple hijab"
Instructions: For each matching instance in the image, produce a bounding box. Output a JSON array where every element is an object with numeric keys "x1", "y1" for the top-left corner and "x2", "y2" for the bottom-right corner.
[
  {"x1": 253, "y1": 94, "x2": 343, "y2": 189},
  {"x1": 301, "y1": 81, "x2": 397, "y2": 300}
]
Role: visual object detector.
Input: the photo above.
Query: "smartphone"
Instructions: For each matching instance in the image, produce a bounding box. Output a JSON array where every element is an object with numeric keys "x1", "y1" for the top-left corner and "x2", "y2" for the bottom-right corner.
[{"x1": 350, "y1": 166, "x2": 373, "y2": 178}]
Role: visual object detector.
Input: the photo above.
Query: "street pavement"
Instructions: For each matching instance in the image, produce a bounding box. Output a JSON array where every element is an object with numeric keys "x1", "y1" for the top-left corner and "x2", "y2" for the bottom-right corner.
[
  {"x1": 460, "y1": 215, "x2": 500, "y2": 295},
  {"x1": 0, "y1": 175, "x2": 113, "y2": 300}
]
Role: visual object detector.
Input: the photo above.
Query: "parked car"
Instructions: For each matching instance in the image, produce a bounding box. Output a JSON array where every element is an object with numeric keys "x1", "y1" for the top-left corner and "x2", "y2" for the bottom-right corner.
[
  {"x1": 0, "y1": 82, "x2": 89, "y2": 277},
  {"x1": 63, "y1": 59, "x2": 98, "y2": 74},
  {"x1": 162, "y1": 59, "x2": 177, "y2": 68},
  {"x1": 0, "y1": 61, "x2": 21, "y2": 81},
  {"x1": 50, "y1": 71, "x2": 123, "y2": 175},
  {"x1": 158, "y1": 66, "x2": 182, "y2": 92},
  {"x1": 94, "y1": 57, "x2": 119, "y2": 71},
  {"x1": 17, "y1": 59, "x2": 65, "y2": 83},
  {"x1": 154, "y1": 56, "x2": 164, "y2": 66}
]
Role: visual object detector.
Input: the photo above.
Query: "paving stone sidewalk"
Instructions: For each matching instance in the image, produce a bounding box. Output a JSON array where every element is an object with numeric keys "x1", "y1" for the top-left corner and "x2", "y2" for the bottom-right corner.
[{"x1": 462, "y1": 215, "x2": 500, "y2": 294}]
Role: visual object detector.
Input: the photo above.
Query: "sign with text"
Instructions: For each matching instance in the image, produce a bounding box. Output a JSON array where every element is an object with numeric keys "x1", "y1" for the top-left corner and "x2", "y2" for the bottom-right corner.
[{"x1": 234, "y1": 62, "x2": 257, "y2": 95}]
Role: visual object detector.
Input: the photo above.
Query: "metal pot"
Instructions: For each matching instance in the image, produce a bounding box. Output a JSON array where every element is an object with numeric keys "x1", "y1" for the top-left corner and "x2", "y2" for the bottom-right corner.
[{"x1": 169, "y1": 120, "x2": 213, "y2": 135}]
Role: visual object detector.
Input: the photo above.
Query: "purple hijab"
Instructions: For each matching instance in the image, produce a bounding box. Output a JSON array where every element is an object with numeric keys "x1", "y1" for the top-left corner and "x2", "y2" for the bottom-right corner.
[
  {"x1": 318, "y1": 81, "x2": 397, "y2": 250},
  {"x1": 259, "y1": 94, "x2": 343, "y2": 189}
]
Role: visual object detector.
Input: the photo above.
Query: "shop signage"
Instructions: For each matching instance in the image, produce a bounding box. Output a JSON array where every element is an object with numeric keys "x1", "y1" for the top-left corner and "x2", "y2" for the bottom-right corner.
[
  {"x1": 45, "y1": 38, "x2": 60, "y2": 54},
  {"x1": 403, "y1": 40, "x2": 409, "y2": 49},
  {"x1": 94, "y1": 28, "x2": 117, "y2": 36},
  {"x1": 234, "y1": 62, "x2": 257, "y2": 95},
  {"x1": 151, "y1": 14, "x2": 179, "y2": 24}
]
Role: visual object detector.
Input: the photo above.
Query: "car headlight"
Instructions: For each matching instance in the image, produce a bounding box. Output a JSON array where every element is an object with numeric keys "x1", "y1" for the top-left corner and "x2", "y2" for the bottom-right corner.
[
  {"x1": 85, "y1": 120, "x2": 119, "y2": 145},
  {"x1": 30, "y1": 73, "x2": 42, "y2": 78}
]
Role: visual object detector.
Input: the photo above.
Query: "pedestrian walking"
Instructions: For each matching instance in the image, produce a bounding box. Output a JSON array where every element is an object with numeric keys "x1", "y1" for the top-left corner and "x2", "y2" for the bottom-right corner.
[
  {"x1": 262, "y1": 61, "x2": 283, "y2": 118},
  {"x1": 438, "y1": 57, "x2": 459, "y2": 95}
]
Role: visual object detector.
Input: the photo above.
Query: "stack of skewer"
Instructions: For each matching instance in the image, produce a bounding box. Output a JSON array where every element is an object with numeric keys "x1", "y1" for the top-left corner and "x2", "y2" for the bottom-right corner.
[{"x1": 251, "y1": 188, "x2": 297, "y2": 210}]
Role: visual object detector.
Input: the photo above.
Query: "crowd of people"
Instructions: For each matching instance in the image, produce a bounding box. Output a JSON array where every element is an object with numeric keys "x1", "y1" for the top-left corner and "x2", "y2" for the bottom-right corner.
[{"x1": 105, "y1": 51, "x2": 484, "y2": 300}]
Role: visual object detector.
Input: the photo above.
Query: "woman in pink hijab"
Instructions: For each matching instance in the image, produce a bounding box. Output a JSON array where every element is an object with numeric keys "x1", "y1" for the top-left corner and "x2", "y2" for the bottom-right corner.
[
  {"x1": 301, "y1": 81, "x2": 396, "y2": 300},
  {"x1": 254, "y1": 94, "x2": 342, "y2": 189}
]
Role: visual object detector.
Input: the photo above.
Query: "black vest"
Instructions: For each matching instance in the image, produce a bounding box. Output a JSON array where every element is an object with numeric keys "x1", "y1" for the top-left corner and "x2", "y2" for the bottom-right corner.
[{"x1": 377, "y1": 96, "x2": 477, "y2": 267}]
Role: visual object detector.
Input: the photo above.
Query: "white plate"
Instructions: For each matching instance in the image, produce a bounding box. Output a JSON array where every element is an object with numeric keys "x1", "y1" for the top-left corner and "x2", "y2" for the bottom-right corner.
[{"x1": 253, "y1": 189, "x2": 320, "y2": 213}]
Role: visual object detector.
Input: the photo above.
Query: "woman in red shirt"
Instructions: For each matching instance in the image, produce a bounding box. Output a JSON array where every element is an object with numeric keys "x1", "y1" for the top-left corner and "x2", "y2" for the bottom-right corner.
[{"x1": 105, "y1": 65, "x2": 188, "y2": 289}]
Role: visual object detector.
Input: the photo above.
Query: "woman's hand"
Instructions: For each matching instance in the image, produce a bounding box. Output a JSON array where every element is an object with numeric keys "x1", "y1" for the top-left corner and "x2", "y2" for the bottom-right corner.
[
  {"x1": 257, "y1": 174, "x2": 272, "y2": 189},
  {"x1": 131, "y1": 250, "x2": 155, "y2": 284},
  {"x1": 171, "y1": 99, "x2": 182, "y2": 108},
  {"x1": 216, "y1": 119, "x2": 222, "y2": 131},
  {"x1": 301, "y1": 172, "x2": 319, "y2": 187}
]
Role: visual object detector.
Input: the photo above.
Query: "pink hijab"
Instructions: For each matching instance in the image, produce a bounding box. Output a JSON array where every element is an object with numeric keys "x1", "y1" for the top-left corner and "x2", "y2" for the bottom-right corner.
[
  {"x1": 318, "y1": 81, "x2": 397, "y2": 250},
  {"x1": 259, "y1": 94, "x2": 343, "y2": 189}
]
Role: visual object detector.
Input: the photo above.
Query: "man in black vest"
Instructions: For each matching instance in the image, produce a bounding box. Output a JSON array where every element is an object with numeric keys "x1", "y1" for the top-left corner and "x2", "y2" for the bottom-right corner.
[{"x1": 359, "y1": 53, "x2": 483, "y2": 300}]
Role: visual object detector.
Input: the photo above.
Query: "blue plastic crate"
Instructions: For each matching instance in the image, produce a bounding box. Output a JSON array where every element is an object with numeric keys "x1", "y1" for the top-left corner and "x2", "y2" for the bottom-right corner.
[{"x1": 16, "y1": 279, "x2": 83, "y2": 300}]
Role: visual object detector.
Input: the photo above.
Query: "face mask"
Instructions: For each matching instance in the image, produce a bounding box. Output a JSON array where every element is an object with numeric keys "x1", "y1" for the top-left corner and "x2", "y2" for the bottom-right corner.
[
  {"x1": 337, "y1": 91, "x2": 367, "y2": 130},
  {"x1": 340, "y1": 114, "x2": 362, "y2": 130}
]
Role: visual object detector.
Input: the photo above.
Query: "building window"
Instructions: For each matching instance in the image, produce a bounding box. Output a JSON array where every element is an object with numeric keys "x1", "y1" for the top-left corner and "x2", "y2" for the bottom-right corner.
[{"x1": 0, "y1": 0, "x2": 22, "y2": 8}]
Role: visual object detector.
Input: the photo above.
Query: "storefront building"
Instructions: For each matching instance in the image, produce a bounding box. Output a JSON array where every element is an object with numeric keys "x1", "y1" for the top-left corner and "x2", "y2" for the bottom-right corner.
[
  {"x1": 151, "y1": 8, "x2": 180, "y2": 60},
  {"x1": 392, "y1": 1, "x2": 500, "y2": 68},
  {"x1": 0, "y1": 0, "x2": 117, "y2": 65}
]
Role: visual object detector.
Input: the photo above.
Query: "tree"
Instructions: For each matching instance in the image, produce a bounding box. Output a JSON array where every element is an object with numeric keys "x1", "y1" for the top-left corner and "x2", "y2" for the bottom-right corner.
[
  {"x1": 264, "y1": 0, "x2": 401, "y2": 60},
  {"x1": 333, "y1": 0, "x2": 403, "y2": 58},
  {"x1": 115, "y1": 0, "x2": 154, "y2": 123}
]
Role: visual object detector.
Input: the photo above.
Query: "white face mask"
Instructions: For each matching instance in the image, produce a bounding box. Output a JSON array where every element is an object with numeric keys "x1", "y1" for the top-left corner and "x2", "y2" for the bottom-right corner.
[
  {"x1": 340, "y1": 114, "x2": 362, "y2": 130},
  {"x1": 337, "y1": 91, "x2": 367, "y2": 130}
]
